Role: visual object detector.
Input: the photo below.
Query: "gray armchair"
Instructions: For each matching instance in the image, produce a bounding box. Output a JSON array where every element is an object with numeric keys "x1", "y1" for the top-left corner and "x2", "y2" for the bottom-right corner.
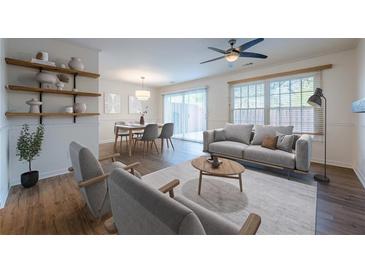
[
  {"x1": 159, "y1": 123, "x2": 174, "y2": 152},
  {"x1": 69, "y1": 141, "x2": 141, "y2": 219},
  {"x1": 108, "y1": 167, "x2": 261, "y2": 235}
]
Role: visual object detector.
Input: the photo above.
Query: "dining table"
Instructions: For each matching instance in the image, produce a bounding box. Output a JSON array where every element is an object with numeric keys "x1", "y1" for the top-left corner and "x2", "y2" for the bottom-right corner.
[{"x1": 114, "y1": 123, "x2": 164, "y2": 157}]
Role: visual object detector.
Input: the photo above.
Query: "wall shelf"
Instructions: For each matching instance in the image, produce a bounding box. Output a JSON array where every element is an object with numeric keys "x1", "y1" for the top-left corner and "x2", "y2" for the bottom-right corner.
[
  {"x1": 5, "y1": 56, "x2": 100, "y2": 124},
  {"x1": 5, "y1": 112, "x2": 100, "y2": 117},
  {"x1": 5, "y1": 58, "x2": 100, "y2": 78},
  {"x1": 6, "y1": 84, "x2": 101, "y2": 97}
]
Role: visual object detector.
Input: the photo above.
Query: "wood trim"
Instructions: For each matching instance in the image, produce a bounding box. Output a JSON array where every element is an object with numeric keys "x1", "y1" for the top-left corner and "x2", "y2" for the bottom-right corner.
[
  {"x1": 78, "y1": 173, "x2": 109, "y2": 188},
  {"x1": 6, "y1": 85, "x2": 101, "y2": 97},
  {"x1": 227, "y1": 64, "x2": 333, "y2": 85},
  {"x1": 239, "y1": 213, "x2": 261, "y2": 235},
  {"x1": 159, "y1": 179, "x2": 180, "y2": 198},
  {"x1": 5, "y1": 58, "x2": 100, "y2": 78}
]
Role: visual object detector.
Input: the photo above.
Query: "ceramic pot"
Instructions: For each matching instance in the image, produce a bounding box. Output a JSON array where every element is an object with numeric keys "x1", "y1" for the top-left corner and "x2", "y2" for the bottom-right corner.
[
  {"x1": 21, "y1": 171, "x2": 39, "y2": 188},
  {"x1": 56, "y1": 82, "x2": 65, "y2": 90},
  {"x1": 64, "y1": 106, "x2": 73, "y2": 113},
  {"x1": 36, "y1": 72, "x2": 57, "y2": 88},
  {"x1": 26, "y1": 98, "x2": 42, "y2": 113},
  {"x1": 68, "y1": 57, "x2": 85, "y2": 71},
  {"x1": 73, "y1": 102, "x2": 87, "y2": 113}
]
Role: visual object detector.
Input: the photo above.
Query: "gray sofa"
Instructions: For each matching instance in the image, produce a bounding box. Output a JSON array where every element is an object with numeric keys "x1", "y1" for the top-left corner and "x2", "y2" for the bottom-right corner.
[{"x1": 203, "y1": 124, "x2": 312, "y2": 172}]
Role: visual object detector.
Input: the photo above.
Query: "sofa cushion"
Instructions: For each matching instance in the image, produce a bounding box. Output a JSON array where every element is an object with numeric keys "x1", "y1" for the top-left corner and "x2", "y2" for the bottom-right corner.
[
  {"x1": 251, "y1": 125, "x2": 294, "y2": 145},
  {"x1": 224, "y1": 123, "x2": 254, "y2": 144},
  {"x1": 244, "y1": 145, "x2": 295, "y2": 169},
  {"x1": 276, "y1": 133, "x2": 295, "y2": 153},
  {"x1": 214, "y1": 129, "x2": 226, "y2": 142},
  {"x1": 209, "y1": 141, "x2": 248, "y2": 159}
]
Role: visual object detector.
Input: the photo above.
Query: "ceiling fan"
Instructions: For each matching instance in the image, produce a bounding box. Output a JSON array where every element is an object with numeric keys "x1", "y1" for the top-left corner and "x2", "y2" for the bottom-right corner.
[{"x1": 200, "y1": 38, "x2": 267, "y2": 64}]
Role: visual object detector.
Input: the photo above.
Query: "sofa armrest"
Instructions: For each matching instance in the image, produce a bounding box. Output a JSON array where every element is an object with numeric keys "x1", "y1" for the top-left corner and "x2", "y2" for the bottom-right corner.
[
  {"x1": 295, "y1": 134, "x2": 312, "y2": 172},
  {"x1": 203, "y1": 129, "x2": 216, "y2": 152}
]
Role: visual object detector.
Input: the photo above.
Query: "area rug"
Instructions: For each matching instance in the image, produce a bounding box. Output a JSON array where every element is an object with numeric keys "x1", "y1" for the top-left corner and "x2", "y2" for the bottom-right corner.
[{"x1": 142, "y1": 160, "x2": 317, "y2": 235}]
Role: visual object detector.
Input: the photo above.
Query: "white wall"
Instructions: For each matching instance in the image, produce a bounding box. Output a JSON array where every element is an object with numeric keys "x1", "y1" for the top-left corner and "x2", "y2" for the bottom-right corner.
[
  {"x1": 99, "y1": 78, "x2": 160, "y2": 143},
  {"x1": 5, "y1": 38, "x2": 100, "y2": 186},
  {"x1": 158, "y1": 49, "x2": 357, "y2": 168},
  {"x1": 0, "y1": 38, "x2": 9, "y2": 208},
  {"x1": 354, "y1": 40, "x2": 365, "y2": 186}
]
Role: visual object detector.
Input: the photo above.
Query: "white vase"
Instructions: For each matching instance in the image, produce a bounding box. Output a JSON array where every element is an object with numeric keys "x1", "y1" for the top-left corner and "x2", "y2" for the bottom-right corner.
[
  {"x1": 73, "y1": 103, "x2": 87, "y2": 113},
  {"x1": 68, "y1": 57, "x2": 85, "y2": 71}
]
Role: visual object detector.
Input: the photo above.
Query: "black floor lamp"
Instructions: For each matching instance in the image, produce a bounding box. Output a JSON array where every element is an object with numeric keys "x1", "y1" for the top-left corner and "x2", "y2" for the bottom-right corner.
[{"x1": 307, "y1": 88, "x2": 330, "y2": 183}]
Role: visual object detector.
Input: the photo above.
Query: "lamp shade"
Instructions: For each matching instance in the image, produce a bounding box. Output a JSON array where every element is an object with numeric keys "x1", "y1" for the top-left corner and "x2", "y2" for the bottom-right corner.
[
  {"x1": 225, "y1": 51, "x2": 239, "y2": 62},
  {"x1": 135, "y1": 89, "x2": 150, "y2": 101},
  {"x1": 307, "y1": 88, "x2": 323, "y2": 108}
]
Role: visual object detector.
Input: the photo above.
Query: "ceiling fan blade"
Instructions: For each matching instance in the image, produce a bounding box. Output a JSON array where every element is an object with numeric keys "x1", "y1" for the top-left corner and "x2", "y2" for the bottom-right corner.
[
  {"x1": 208, "y1": 47, "x2": 227, "y2": 54},
  {"x1": 239, "y1": 52, "x2": 268, "y2": 59},
  {"x1": 200, "y1": 56, "x2": 225, "y2": 64},
  {"x1": 238, "y1": 38, "x2": 264, "y2": 51}
]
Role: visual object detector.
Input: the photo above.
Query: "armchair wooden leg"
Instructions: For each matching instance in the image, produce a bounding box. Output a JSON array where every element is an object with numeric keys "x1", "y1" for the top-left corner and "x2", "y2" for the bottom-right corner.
[{"x1": 169, "y1": 138, "x2": 175, "y2": 150}]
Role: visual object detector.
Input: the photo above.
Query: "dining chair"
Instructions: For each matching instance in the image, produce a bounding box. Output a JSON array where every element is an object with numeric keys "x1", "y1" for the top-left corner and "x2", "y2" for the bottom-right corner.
[
  {"x1": 114, "y1": 121, "x2": 129, "y2": 153},
  {"x1": 159, "y1": 123, "x2": 174, "y2": 152},
  {"x1": 133, "y1": 124, "x2": 159, "y2": 155}
]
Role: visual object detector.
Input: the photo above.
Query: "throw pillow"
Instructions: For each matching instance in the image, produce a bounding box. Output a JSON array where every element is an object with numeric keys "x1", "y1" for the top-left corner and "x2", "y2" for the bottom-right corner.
[
  {"x1": 224, "y1": 123, "x2": 254, "y2": 144},
  {"x1": 276, "y1": 132, "x2": 295, "y2": 152},
  {"x1": 261, "y1": 135, "x2": 278, "y2": 150},
  {"x1": 214, "y1": 129, "x2": 226, "y2": 142},
  {"x1": 251, "y1": 125, "x2": 294, "y2": 145}
]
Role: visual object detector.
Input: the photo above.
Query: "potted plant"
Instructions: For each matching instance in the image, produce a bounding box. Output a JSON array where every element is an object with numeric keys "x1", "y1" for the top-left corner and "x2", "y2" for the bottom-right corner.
[
  {"x1": 16, "y1": 124, "x2": 45, "y2": 188},
  {"x1": 139, "y1": 106, "x2": 148, "y2": 125}
]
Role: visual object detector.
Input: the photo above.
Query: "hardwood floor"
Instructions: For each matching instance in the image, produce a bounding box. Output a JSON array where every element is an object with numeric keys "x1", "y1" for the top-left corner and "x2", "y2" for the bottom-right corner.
[{"x1": 0, "y1": 139, "x2": 364, "y2": 234}]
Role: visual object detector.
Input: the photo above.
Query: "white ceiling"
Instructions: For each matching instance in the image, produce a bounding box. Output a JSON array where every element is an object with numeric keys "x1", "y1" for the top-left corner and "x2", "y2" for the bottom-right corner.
[{"x1": 65, "y1": 38, "x2": 358, "y2": 87}]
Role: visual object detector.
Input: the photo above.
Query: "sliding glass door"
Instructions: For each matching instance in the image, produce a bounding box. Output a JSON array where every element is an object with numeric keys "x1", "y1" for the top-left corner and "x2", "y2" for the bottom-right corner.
[{"x1": 163, "y1": 88, "x2": 207, "y2": 142}]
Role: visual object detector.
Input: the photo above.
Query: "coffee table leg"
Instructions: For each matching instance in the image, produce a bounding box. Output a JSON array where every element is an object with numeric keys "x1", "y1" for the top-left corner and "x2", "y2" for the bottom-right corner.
[
  {"x1": 198, "y1": 171, "x2": 203, "y2": 195},
  {"x1": 239, "y1": 173, "x2": 243, "y2": 192}
]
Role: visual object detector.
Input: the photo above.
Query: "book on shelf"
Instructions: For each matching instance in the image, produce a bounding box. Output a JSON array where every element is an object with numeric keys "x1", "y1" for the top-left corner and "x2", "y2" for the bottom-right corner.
[{"x1": 30, "y1": 58, "x2": 56, "y2": 67}]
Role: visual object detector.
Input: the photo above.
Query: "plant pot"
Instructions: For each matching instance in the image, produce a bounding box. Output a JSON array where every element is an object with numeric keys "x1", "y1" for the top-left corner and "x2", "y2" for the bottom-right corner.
[
  {"x1": 140, "y1": 115, "x2": 145, "y2": 125},
  {"x1": 21, "y1": 170, "x2": 39, "y2": 188}
]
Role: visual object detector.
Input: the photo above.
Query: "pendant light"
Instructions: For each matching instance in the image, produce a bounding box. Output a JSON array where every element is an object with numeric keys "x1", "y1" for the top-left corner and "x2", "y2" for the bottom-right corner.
[{"x1": 135, "y1": 76, "x2": 151, "y2": 101}]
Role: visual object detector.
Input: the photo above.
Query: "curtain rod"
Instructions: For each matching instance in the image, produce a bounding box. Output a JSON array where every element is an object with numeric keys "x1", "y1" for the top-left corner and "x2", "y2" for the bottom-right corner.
[{"x1": 227, "y1": 64, "x2": 332, "y2": 85}]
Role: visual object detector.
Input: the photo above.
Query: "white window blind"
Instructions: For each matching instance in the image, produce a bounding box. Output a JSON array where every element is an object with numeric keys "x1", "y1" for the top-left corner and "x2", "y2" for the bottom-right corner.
[
  {"x1": 230, "y1": 72, "x2": 323, "y2": 134},
  {"x1": 231, "y1": 82, "x2": 265, "y2": 125}
]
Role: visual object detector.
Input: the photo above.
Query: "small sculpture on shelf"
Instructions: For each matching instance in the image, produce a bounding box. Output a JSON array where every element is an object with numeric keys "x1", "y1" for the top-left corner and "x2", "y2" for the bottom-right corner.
[
  {"x1": 56, "y1": 74, "x2": 69, "y2": 91},
  {"x1": 35, "y1": 71, "x2": 57, "y2": 89},
  {"x1": 73, "y1": 102, "x2": 87, "y2": 113},
  {"x1": 26, "y1": 98, "x2": 42, "y2": 113},
  {"x1": 64, "y1": 106, "x2": 73, "y2": 113},
  {"x1": 68, "y1": 57, "x2": 85, "y2": 71}
]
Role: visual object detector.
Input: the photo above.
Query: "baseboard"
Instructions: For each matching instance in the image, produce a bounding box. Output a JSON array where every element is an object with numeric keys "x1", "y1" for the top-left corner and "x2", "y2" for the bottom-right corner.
[
  {"x1": 354, "y1": 167, "x2": 365, "y2": 188},
  {"x1": 311, "y1": 158, "x2": 352, "y2": 169},
  {"x1": 99, "y1": 138, "x2": 115, "y2": 144},
  {"x1": 0, "y1": 189, "x2": 8, "y2": 208},
  {"x1": 10, "y1": 168, "x2": 69, "y2": 187}
]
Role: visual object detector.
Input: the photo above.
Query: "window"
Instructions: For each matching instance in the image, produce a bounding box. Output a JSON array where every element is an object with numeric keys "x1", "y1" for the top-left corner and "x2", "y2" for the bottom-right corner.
[
  {"x1": 269, "y1": 76, "x2": 322, "y2": 133},
  {"x1": 230, "y1": 73, "x2": 323, "y2": 134},
  {"x1": 232, "y1": 82, "x2": 265, "y2": 125},
  {"x1": 163, "y1": 88, "x2": 207, "y2": 142}
]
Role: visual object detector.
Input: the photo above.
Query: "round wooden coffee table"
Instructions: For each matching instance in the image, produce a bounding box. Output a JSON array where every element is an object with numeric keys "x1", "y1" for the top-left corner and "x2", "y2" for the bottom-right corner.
[{"x1": 191, "y1": 156, "x2": 245, "y2": 195}]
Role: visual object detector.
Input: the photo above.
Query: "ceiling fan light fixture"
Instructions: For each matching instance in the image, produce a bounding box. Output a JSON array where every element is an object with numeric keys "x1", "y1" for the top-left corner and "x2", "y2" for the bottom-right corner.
[{"x1": 225, "y1": 51, "x2": 239, "y2": 62}]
